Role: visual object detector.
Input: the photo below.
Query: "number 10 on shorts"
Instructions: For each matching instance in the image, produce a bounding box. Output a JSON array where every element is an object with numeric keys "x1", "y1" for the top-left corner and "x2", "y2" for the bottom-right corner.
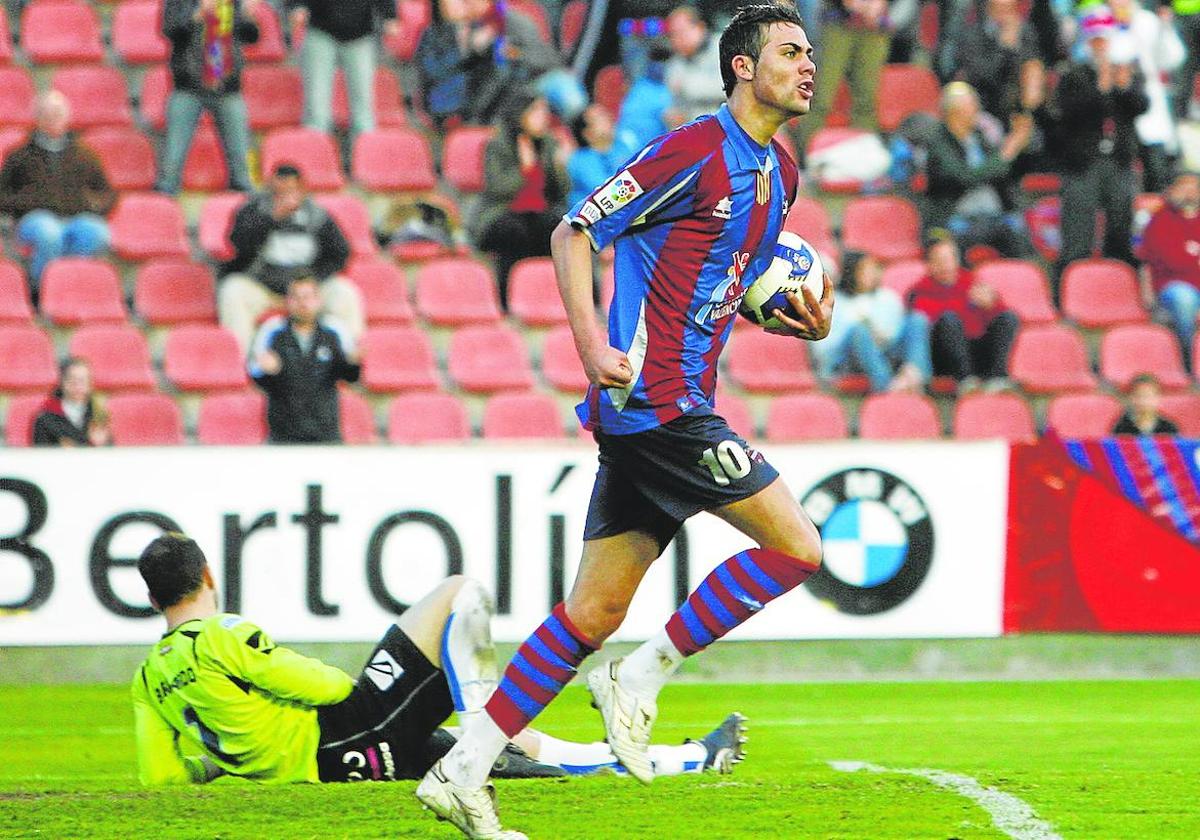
[{"x1": 699, "y1": 441, "x2": 753, "y2": 486}]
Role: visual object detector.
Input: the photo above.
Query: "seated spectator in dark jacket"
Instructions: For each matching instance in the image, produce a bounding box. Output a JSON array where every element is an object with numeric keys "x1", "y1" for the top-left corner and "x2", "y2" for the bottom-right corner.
[
  {"x1": 1112, "y1": 373, "x2": 1179, "y2": 435},
  {"x1": 926, "y1": 82, "x2": 1034, "y2": 258},
  {"x1": 958, "y1": 0, "x2": 1044, "y2": 120},
  {"x1": 157, "y1": 0, "x2": 260, "y2": 195},
  {"x1": 471, "y1": 92, "x2": 569, "y2": 308},
  {"x1": 1138, "y1": 169, "x2": 1200, "y2": 367},
  {"x1": 566, "y1": 104, "x2": 638, "y2": 209},
  {"x1": 219, "y1": 165, "x2": 362, "y2": 353},
  {"x1": 248, "y1": 276, "x2": 361, "y2": 444},
  {"x1": 32, "y1": 358, "x2": 111, "y2": 447},
  {"x1": 908, "y1": 231, "x2": 1018, "y2": 393},
  {"x1": 0, "y1": 92, "x2": 115, "y2": 293}
]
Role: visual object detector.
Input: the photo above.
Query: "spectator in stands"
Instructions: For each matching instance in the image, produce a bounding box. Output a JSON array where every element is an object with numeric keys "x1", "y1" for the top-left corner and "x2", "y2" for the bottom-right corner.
[
  {"x1": 812, "y1": 250, "x2": 932, "y2": 392},
  {"x1": 413, "y1": 0, "x2": 473, "y2": 128},
  {"x1": 1110, "y1": 0, "x2": 1186, "y2": 193},
  {"x1": 1112, "y1": 373, "x2": 1179, "y2": 434},
  {"x1": 287, "y1": 0, "x2": 401, "y2": 141},
  {"x1": 156, "y1": 0, "x2": 260, "y2": 196},
  {"x1": 567, "y1": 104, "x2": 638, "y2": 208},
  {"x1": 1172, "y1": 0, "x2": 1200, "y2": 119},
  {"x1": 925, "y1": 82, "x2": 1034, "y2": 258},
  {"x1": 794, "y1": 0, "x2": 894, "y2": 151},
  {"x1": 219, "y1": 164, "x2": 362, "y2": 352},
  {"x1": 1138, "y1": 169, "x2": 1200, "y2": 367},
  {"x1": 32, "y1": 358, "x2": 111, "y2": 447},
  {"x1": 0, "y1": 91, "x2": 114, "y2": 295},
  {"x1": 249, "y1": 276, "x2": 360, "y2": 444},
  {"x1": 472, "y1": 91, "x2": 569, "y2": 309},
  {"x1": 663, "y1": 5, "x2": 725, "y2": 124},
  {"x1": 617, "y1": 41, "x2": 676, "y2": 149},
  {"x1": 908, "y1": 231, "x2": 1018, "y2": 393},
  {"x1": 957, "y1": 0, "x2": 1045, "y2": 121},
  {"x1": 1054, "y1": 7, "x2": 1149, "y2": 281}
]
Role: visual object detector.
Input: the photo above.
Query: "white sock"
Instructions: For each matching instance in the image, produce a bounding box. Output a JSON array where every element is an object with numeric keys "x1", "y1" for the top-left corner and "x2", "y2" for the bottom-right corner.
[
  {"x1": 529, "y1": 732, "x2": 620, "y2": 773},
  {"x1": 647, "y1": 741, "x2": 708, "y2": 776},
  {"x1": 441, "y1": 580, "x2": 499, "y2": 730},
  {"x1": 617, "y1": 627, "x2": 686, "y2": 702},
  {"x1": 440, "y1": 712, "x2": 509, "y2": 788}
]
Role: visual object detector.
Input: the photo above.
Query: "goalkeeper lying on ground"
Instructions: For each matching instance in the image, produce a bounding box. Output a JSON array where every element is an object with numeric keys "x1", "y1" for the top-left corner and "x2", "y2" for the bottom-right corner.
[{"x1": 132, "y1": 533, "x2": 746, "y2": 785}]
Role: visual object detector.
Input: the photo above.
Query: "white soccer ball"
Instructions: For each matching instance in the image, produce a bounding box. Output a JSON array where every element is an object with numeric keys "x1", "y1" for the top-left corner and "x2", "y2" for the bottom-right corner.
[{"x1": 739, "y1": 231, "x2": 825, "y2": 330}]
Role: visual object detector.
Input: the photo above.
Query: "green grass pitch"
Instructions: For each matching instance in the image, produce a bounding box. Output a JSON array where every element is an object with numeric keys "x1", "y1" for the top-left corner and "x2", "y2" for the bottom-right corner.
[{"x1": 1, "y1": 680, "x2": 1196, "y2": 839}]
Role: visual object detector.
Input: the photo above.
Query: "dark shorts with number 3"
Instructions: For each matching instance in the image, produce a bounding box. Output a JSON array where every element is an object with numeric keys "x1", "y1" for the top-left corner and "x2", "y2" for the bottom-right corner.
[{"x1": 583, "y1": 410, "x2": 780, "y2": 551}]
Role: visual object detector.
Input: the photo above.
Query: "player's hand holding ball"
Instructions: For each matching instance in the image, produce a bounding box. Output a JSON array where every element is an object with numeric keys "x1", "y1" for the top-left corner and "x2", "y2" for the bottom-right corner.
[{"x1": 740, "y1": 232, "x2": 835, "y2": 341}]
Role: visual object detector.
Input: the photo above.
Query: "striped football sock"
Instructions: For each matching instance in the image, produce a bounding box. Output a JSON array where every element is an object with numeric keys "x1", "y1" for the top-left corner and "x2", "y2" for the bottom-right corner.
[{"x1": 484, "y1": 602, "x2": 598, "y2": 738}]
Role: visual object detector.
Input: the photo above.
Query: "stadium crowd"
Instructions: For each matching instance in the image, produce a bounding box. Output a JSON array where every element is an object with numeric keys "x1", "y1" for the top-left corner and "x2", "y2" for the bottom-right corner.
[{"x1": 1, "y1": 0, "x2": 1199, "y2": 447}]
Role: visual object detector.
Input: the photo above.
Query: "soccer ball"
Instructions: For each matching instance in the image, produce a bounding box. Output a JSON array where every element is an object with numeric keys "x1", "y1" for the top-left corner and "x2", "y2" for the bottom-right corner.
[{"x1": 739, "y1": 232, "x2": 825, "y2": 330}]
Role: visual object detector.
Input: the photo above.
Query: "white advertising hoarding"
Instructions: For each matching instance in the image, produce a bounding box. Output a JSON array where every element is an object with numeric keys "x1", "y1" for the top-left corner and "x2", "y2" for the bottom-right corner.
[{"x1": 0, "y1": 441, "x2": 1009, "y2": 646}]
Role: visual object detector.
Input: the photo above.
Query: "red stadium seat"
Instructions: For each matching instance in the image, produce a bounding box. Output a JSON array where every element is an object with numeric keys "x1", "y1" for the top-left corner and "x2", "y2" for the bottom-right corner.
[
  {"x1": 1045, "y1": 392, "x2": 1124, "y2": 439},
  {"x1": 345, "y1": 258, "x2": 413, "y2": 325},
  {"x1": 1100, "y1": 324, "x2": 1191, "y2": 390},
  {"x1": 877, "y1": 64, "x2": 940, "y2": 133},
  {"x1": 973, "y1": 260, "x2": 1058, "y2": 324},
  {"x1": 594, "y1": 64, "x2": 628, "y2": 117},
  {"x1": 0, "y1": 325, "x2": 57, "y2": 392},
  {"x1": 109, "y1": 193, "x2": 190, "y2": 260},
  {"x1": 880, "y1": 258, "x2": 926, "y2": 299},
  {"x1": 135, "y1": 260, "x2": 217, "y2": 326},
  {"x1": 0, "y1": 66, "x2": 36, "y2": 127},
  {"x1": 415, "y1": 258, "x2": 502, "y2": 326},
  {"x1": 0, "y1": 127, "x2": 28, "y2": 168},
  {"x1": 68, "y1": 324, "x2": 156, "y2": 391},
  {"x1": 199, "y1": 192, "x2": 246, "y2": 261},
  {"x1": 448, "y1": 324, "x2": 535, "y2": 393},
  {"x1": 107, "y1": 392, "x2": 184, "y2": 445},
  {"x1": 5, "y1": 394, "x2": 45, "y2": 446},
  {"x1": 805, "y1": 127, "x2": 872, "y2": 193},
  {"x1": 339, "y1": 388, "x2": 378, "y2": 443},
  {"x1": 483, "y1": 392, "x2": 564, "y2": 439},
  {"x1": 164, "y1": 325, "x2": 249, "y2": 392},
  {"x1": 314, "y1": 194, "x2": 377, "y2": 256},
  {"x1": 182, "y1": 118, "x2": 231, "y2": 192},
  {"x1": 382, "y1": 0, "x2": 431, "y2": 62},
  {"x1": 352, "y1": 128, "x2": 437, "y2": 191},
  {"x1": 442, "y1": 126, "x2": 494, "y2": 193},
  {"x1": 242, "y1": 2, "x2": 286, "y2": 63},
  {"x1": 726, "y1": 329, "x2": 816, "y2": 392},
  {"x1": 842, "y1": 196, "x2": 922, "y2": 262},
  {"x1": 1061, "y1": 259, "x2": 1148, "y2": 328},
  {"x1": 21, "y1": 0, "x2": 104, "y2": 64},
  {"x1": 858, "y1": 392, "x2": 942, "y2": 439},
  {"x1": 953, "y1": 392, "x2": 1036, "y2": 442},
  {"x1": 243, "y1": 65, "x2": 304, "y2": 130},
  {"x1": 541, "y1": 326, "x2": 589, "y2": 393},
  {"x1": 0, "y1": 6, "x2": 11, "y2": 64},
  {"x1": 765, "y1": 393, "x2": 849, "y2": 441},
  {"x1": 713, "y1": 390, "x2": 757, "y2": 438},
  {"x1": 782, "y1": 197, "x2": 836, "y2": 256},
  {"x1": 1160, "y1": 393, "x2": 1200, "y2": 437},
  {"x1": 333, "y1": 67, "x2": 407, "y2": 128},
  {"x1": 388, "y1": 391, "x2": 471, "y2": 443},
  {"x1": 82, "y1": 127, "x2": 156, "y2": 191},
  {"x1": 197, "y1": 391, "x2": 267, "y2": 444},
  {"x1": 112, "y1": 1, "x2": 168, "y2": 64},
  {"x1": 139, "y1": 65, "x2": 171, "y2": 131},
  {"x1": 508, "y1": 0, "x2": 552, "y2": 42},
  {"x1": 0, "y1": 261, "x2": 32, "y2": 324},
  {"x1": 261, "y1": 127, "x2": 345, "y2": 191},
  {"x1": 1008, "y1": 324, "x2": 1097, "y2": 394},
  {"x1": 52, "y1": 66, "x2": 133, "y2": 129},
  {"x1": 559, "y1": 0, "x2": 587, "y2": 52},
  {"x1": 40, "y1": 258, "x2": 126, "y2": 325},
  {"x1": 360, "y1": 326, "x2": 439, "y2": 392},
  {"x1": 509, "y1": 258, "x2": 567, "y2": 326}
]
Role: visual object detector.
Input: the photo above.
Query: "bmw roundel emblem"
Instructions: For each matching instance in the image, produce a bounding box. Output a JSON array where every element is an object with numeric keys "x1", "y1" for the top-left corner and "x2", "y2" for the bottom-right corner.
[{"x1": 800, "y1": 469, "x2": 934, "y2": 615}]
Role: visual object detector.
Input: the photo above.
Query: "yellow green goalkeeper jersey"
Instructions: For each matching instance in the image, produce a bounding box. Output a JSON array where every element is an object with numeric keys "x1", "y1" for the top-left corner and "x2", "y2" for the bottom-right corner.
[{"x1": 131, "y1": 613, "x2": 355, "y2": 785}]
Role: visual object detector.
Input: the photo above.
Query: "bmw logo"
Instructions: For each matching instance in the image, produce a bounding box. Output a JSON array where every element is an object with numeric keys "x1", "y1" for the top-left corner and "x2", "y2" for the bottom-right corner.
[{"x1": 800, "y1": 469, "x2": 934, "y2": 615}]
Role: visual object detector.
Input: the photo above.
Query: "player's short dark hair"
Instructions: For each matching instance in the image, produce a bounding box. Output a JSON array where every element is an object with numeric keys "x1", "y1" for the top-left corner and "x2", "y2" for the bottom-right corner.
[
  {"x1": 1130, "y1": 373, "x2": 1161, "y2": 391},
  {"x1": 718, "y1": 3, "x2": 806, "y2": 97},
  {"x1": 138, "y1": 533, "x2": 208, "y2": 609}
]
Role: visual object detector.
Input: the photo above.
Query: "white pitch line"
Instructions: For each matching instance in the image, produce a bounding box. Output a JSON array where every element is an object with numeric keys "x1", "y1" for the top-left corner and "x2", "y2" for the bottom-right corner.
[{"x1": 830, "y1": 761, "x2": 1063, "y2": 840}]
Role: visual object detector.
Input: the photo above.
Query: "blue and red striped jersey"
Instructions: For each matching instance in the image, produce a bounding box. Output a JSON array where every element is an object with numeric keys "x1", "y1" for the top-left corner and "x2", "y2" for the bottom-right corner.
[{"x1": 565, "y1": 104, "x2": 799, "y2": 435}]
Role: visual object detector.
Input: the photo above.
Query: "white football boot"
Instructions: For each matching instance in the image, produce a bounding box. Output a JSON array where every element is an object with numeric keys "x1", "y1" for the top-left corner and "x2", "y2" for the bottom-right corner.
[
  {"x1": 416, "y1": 760, "x2": 528, "y2": 840},
  {"x1": 586, "y1": 659, "x2": 657, "y2": 784}
]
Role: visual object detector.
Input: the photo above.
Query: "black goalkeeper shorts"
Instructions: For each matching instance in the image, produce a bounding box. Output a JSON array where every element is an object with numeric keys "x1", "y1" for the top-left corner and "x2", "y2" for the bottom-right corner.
[{"x1": 315, "y1": 625, "x2": 454, "y2": 782}]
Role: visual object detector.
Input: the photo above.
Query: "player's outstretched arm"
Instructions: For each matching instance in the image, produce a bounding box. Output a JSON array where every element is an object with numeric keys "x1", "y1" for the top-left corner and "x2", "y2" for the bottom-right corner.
[
  {"x1": 766, "y1": 272, "x2": 835, "y2": 341},
  {"x1": 550, "y1": 221, "x2": 632, "y2": 388}
]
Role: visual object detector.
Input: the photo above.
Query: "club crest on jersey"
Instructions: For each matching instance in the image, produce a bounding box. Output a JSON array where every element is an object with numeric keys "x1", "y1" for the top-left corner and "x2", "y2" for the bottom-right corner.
[
  {"x1": 712, "y1": 196, "x2": 733, "y2": 220},
  {"x1": 595, "y1": 170, "x2": 644, "y2": 215},
  {"x1": 755, "y1": 170, "x2": 771, "y2": 205}
]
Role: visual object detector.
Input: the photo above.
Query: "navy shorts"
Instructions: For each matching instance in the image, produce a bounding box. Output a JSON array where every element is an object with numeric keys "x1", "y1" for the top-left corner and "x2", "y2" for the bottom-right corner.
[{"x1": 583, "y1": 411, "x2": 779, "y2": 550}]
